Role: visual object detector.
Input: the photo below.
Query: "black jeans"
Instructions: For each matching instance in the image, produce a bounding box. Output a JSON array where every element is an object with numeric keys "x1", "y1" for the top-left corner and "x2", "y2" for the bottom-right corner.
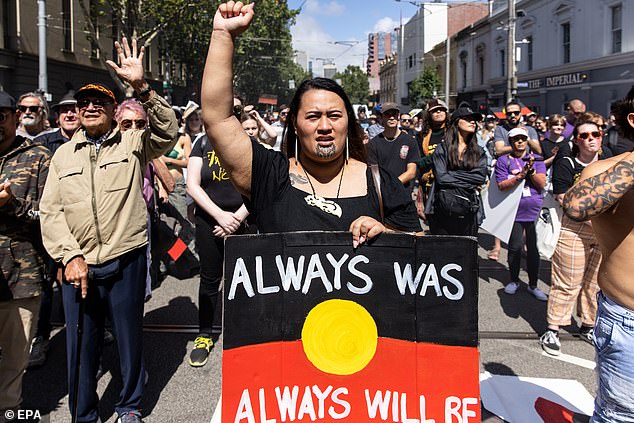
[
  {"x1": 195, "y1": 214, "x2": 246, "y2": 336},
  {"x1": 508, "y1": 220, "x2": 540, "y2": 288}
]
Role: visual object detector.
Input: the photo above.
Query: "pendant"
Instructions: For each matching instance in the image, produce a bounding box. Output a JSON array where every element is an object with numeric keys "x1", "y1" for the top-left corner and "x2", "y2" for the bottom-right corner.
[{"x1": 304, "y1": 194, "x2": 342, "y2": 218}]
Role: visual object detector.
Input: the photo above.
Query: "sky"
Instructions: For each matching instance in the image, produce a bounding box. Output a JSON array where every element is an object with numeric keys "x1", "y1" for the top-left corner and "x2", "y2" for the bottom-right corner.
[{"x1": 287, "y1": 0, "x2": 415, "y2": 77}]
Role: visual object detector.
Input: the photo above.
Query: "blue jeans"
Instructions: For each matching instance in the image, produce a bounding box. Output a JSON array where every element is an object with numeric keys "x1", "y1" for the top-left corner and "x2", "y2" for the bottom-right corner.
[{"x1": 591, "y1": 291, "x2": 634, "y2": 422}]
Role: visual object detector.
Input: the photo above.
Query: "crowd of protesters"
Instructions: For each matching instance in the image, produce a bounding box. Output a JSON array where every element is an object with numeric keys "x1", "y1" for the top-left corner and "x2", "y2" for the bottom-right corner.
[{"x1": 1, "y1": 3, "x2": 634, "y2": 421}]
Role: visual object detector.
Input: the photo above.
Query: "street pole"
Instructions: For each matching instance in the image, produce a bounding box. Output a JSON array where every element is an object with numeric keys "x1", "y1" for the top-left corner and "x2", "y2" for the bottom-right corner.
[
  {"x1": 506, "y1": 0, "x2": 516, "y2": 103},
  {"x1": 37, "y1": 0, "x2": 48, "y2": 95},
  {"x1": 445, "y1": 36, "x2": 450, "y2": 107}
]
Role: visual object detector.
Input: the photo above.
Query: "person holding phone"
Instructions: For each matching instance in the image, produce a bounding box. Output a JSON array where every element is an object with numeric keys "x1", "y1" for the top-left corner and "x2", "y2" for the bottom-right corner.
[{"x1": 495, "y1": 127, "x2": 548, "y2": 301}]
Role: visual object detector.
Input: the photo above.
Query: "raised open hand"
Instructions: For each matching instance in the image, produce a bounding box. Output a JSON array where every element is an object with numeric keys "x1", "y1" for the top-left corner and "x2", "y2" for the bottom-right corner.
[
  {"x1": 105, "y1": 37, "x2": 145, "y2": 89},
  {"x1": 213, "y1": 1, "x2": 255, "y2": 37}
]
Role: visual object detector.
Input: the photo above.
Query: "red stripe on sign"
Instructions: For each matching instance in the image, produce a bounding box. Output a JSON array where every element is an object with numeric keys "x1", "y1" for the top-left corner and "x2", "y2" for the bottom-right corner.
[
  {"x1": 167, "y1": 238, "x2": 187, "y2": 261},
  {"x1": 222, "y1": 338, "x2": 480, "y2": 422}
]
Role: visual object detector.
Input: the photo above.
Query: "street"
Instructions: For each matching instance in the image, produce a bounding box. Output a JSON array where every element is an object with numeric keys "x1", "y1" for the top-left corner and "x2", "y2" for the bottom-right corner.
[{"x1": 21, "y1": 231, "x2": 596, "y2": 423}]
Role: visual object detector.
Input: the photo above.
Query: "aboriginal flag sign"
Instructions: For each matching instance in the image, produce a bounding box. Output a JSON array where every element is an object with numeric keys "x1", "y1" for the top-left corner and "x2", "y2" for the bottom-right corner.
[{"x1": 223, "y1": 232, "x2": 480, "y2": 423}]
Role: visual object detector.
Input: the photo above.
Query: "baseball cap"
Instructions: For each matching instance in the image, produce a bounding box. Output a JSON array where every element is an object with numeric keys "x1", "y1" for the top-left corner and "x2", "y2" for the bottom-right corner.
[
  {"x1": 450, "y1": 107, "x2": 482, "y2": 123},
  {"x1": 379, "y1": 102, "x2": 400, "y2": 114},
  {"x1": 425, "y1": 99, "x2": 447, "y2": 112},
  {"x1": 0, "y1": 91, "x2": 16, "y2": 110},
  {"x1": 52, "y1": 93, "x2": 77, "y2": 110},
  {"x1": 74, "y1": 83, "x2": 117, "y2": 104},
  {"x1": 508, "y1": 127, "x2": 529, "y2": 138},
  {"x1": 485, "y1": 114, "x2": 496, "y2": 120}
]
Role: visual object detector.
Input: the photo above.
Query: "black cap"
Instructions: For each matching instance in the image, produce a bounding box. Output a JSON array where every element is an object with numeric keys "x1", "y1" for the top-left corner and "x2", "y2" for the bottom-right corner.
[
  {"x1": 0, "y1": 91, "x2": 16, "y2": 110},
  {"x1": 450, "y1": 107, "x2": 482, "y2": 123}
]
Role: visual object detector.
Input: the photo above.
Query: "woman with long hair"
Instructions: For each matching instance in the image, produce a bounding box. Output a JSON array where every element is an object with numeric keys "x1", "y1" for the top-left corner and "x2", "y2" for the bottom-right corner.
[
  {"x1": 427, "y1": 107, "x2": 488, "y2": 236},
  {"x1": 539, "y1": 119, "x2": 604, "y2": 356},
  {"x1": 200, "y1": 2, "x2": 420, "y2": 242}
]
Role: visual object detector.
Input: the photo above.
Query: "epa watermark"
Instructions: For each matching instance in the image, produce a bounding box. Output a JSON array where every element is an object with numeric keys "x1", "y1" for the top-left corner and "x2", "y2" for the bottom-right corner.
[{"x1": 4, "y1": 409, "x2": 42, "y2": 421}]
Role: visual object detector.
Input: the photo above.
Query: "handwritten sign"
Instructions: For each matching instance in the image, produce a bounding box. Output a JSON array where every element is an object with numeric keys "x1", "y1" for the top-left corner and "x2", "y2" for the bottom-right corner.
[{"x1": 223, "y1": 232, "x2": 480, "y2": 423}]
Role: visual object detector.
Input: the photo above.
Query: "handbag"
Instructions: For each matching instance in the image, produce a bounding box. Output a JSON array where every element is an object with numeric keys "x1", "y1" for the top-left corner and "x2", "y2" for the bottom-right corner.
[
  {"x1": 535, "y1": 194, "x2": 563, "y2": 259},
  {"x1": 434, "y1": 188, "x2": 480, "y2": 217}
]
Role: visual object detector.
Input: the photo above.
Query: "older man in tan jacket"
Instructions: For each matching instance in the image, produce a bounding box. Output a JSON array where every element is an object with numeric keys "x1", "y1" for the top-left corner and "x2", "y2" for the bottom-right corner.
[{"x1": 40, "y1": 38, "x2": 178, "y2": 423}]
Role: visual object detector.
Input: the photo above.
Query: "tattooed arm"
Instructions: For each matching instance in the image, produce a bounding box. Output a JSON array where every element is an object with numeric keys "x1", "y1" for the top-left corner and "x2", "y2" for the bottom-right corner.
[{"x1": 563, "y1": 152, "x2": 634, "y2": 221}]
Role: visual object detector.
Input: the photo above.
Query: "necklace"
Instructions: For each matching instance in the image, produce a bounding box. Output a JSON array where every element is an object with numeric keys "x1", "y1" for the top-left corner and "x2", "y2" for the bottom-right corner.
[{"x1": 300, "y1": 163, "x2": 345, "y2": 218}]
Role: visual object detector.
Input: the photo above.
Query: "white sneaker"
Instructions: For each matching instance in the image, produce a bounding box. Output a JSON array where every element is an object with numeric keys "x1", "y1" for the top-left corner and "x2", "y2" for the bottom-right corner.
[
  {"x1": 528, "y1": 286, "x2": 548, "y2": 301},
  {"x1": 540, "y1": 330, "x2": 561, "y2": 356},
  {"x1": 504, "y1": 281, "x2": 520, "y2": 294}
]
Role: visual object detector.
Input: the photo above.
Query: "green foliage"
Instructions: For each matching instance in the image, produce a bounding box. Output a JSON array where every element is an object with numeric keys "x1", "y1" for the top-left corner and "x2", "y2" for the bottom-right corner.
[
  {"x1": 333, "y1": 65, "x2": 369, "y2": 104},
  {"x1": 82, "y1": 0, "x2": 302, "y2": 105},
  {"x1": 408, "y1": 67, "x2": 441, "y2": 108}
]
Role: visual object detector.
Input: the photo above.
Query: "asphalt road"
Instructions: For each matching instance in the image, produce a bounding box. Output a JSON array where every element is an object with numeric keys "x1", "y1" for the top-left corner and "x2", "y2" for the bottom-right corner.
[{"x1": 21, "y1": 231, "x2": 597, "y2": 423}]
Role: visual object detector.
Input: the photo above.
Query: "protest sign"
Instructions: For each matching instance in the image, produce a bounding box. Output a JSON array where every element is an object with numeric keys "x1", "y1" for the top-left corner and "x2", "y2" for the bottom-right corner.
[{"x1": 223, "y1": 232, "x2": 480, "y2": 423}]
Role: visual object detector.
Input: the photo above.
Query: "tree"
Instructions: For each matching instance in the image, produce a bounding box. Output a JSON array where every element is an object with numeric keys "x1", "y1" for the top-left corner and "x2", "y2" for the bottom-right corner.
[
  {"x1": 333, "y1": 65, "x2": 369, "y2": 104},
  {"x1": 80, "y1": 0, "x2": 301, "y2": 104},
  {"x1": 408, "y1": 67, "x2": 441, "y2": 108}
]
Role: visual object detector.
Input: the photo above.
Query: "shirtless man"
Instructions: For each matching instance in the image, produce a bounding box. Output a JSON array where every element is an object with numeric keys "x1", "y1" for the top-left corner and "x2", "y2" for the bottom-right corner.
[{"x1": 563, "y1": 88, "x2": 634, "y2": 422}]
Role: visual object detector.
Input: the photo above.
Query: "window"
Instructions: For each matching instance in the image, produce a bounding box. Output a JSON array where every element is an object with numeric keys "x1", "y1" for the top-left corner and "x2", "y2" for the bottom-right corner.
[
  {"x1": 526, "y1": 36, "x2": 533, "y2": 71},
  {"x1": 500, "y1": 49, "x2": 506, "y2": 77},
  {"x1": 1, "y1": 0, "x2": 9, "y2": 49},
  {"x1": 478, "y1": 56, "x2": 484, "y2": 85},
  {"x1": 62, "y1": 0, "x2": 72, "y2": 51},
  {"x1": 561, "y1": 22, "x2": 570, "y2": 63},
  {"x1": 89, "y1": 0, "x2": 100, "y2": 59},
  {"x1": 611, "y1": 4, "x2": 622, "y2": 54},
  {"x1": 408, "y1": 55, "x2": 413, "y2": 69},
  {"x1": 145, "y1": 43, "x2": 151, "y2": 75},
  {"x1": 461, "y1": 59, "x2": 467, "y2": 89}
]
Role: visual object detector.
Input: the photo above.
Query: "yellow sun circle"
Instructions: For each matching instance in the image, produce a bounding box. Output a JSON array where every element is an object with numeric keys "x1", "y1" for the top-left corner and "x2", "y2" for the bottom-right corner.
[{"x1": 301, "y1": 299, "x2": 378, "y2": 375}]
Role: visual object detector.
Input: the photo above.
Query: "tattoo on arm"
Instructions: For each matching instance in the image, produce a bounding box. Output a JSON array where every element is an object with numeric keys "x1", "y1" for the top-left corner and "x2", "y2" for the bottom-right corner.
[
  {"x1": 289, "y1": 173, "x2": 308, "y2": 186},
  {"x1": 563, "y1": 158, "x2": 634, "y2": 221}
]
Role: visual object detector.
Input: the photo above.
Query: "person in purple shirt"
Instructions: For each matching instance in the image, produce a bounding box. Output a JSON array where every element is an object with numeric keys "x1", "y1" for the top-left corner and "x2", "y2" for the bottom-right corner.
[{"x1": 495, "y1": 127, "x2": 548, "y2": 301}]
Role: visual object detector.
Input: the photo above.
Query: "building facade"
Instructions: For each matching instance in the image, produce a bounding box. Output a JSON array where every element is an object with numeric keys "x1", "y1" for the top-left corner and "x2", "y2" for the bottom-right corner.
[
  {"x1": 455, "y1": 0, "x2": 634, "y2": 116},
  {"x1": 396, "y1": 2, "x2": 488, "y2": 108},
  {"x1": 0, "y1": 1, "x2": 183, "y2": 104},
  {"x1": 379, "y1": 53, "x2": 398, "y2": 104},
  {"x1": 367, "y1": 31, "x2": 397, "y2": 96}
]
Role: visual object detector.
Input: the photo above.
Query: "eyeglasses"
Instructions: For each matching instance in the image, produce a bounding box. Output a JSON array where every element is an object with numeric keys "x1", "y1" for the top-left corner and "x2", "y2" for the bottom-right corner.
[
  {"x1": 120, "y1": 119, "x2": 147, "y2": 130},
  {"x1": 577, "y1": 131, "x2": 602, "y2": 140},
  {"x1": 18, "y1": 105, "x2": 43, "y2": 113},
  {"x1": 506, "y1": 110, "x2": 521, "y2": 116},
  {"x1": 58, "y1": 105, "x2": 78, "y2": 114},
  {"x1": 0, "y1": 110, "x2": 13, "y2": 122},
  {"x1": 77, "y1": 98, "x2": 113, "y2": 110}
]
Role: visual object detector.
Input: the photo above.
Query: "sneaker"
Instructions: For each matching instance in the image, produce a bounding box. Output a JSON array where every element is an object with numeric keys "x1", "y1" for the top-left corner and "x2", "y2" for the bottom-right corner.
[
  {"x1": 540, "y1": 330, "x2": 561, "y2": 356},
  {"x1": 528, "y1": 286, "x2": 548, "y2": 301},
  {"x1": 188, "y1": 336, "x2": 214, "y2": 367},
  {"x1": 117, "y1": 411, "x2": 142, "y2": 423},
  {"x1": 579, "y1": 326, "x2": 594, "y2": 345},
  {"x1": 28, "y1": 336, "x2": 49, "y2": 368},
  {"x1": 104, "y1": 328, "x2": 115, "y2": 345},
  {"x1": 504, "y1": 281, "x2": 520, "y2": 295}
]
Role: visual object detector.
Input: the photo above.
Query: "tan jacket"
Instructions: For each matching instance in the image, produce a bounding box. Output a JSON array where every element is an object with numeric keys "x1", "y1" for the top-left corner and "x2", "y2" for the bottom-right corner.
[{"x1": 40, "y1": 94, "x2": 178, "y2": 265}]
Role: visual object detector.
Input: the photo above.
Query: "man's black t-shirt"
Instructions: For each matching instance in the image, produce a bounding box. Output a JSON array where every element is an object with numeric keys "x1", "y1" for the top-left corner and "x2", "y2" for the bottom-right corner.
[
  {"x1": 367, "y1": 131, "x2": 420, "y2": 188},
  {"x1": 190, "y1": 135, "x2": 243, "y2": 218},
  {"x1": 246, "y1": 139, "x2": 421, "y2": 233}
]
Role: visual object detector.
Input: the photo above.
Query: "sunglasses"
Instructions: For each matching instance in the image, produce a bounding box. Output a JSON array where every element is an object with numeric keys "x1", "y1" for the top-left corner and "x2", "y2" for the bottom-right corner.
[
  {"x1": 510, "y1": 136, "x2": 528, "y2": 142},
  {"x1": 120, "y1": 119, "x2": 147, "y2": 130},
  {"x1": 18, "y1": 105, "x2": 43, "y2": 113},
  {"x1": 400, "y1": 119, "x2": 412, "y2": 123},
  {"x1": 0, "y1": 110, "x2": 13, "y2": 122},
  {"x1": 506, "y1": 110, "x2": 521, "y2": 116},
  {"x1": 77, "y1": 98, "x2": 113, "y2": 110},
  {"x1": 280, "y1": 111, "x2": 288, "y2": 116},
  {"x1": 577, "y1": 131, "x2": 602, "y2": 140},
  {"x1": 58, "y1": 105, "x2": 78, "y2": 114}
]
